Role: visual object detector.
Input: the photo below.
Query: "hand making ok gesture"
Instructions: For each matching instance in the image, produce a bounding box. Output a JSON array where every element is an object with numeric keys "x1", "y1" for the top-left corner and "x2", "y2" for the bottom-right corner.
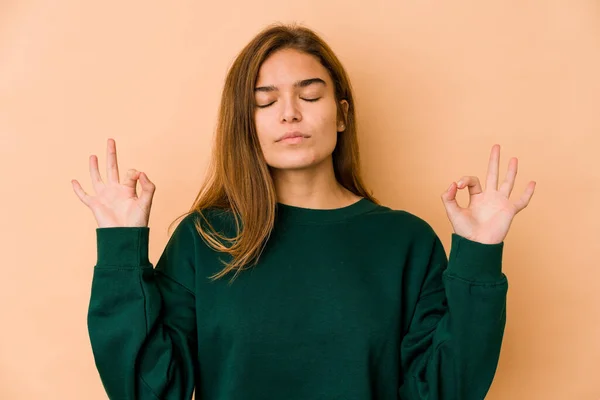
[{"x1": 441, "y1": 144, "x2": 536, "y2": 245}]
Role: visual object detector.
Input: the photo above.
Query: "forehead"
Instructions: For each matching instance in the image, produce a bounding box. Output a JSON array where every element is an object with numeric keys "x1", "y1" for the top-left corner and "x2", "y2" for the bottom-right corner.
[{"x1": 255, "y1": 49, "x2": 330, "y2": 86}]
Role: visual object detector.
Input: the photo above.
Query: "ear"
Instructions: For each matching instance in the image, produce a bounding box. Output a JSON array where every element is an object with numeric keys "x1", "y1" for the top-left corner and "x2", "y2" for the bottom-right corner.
[{"x1": 337, "y1": 100, "x2": 349, "y2": 132}]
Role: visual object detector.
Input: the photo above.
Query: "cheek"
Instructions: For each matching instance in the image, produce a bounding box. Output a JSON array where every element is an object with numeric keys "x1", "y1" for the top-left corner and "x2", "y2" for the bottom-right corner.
[
  {"x1": 254, "y1": 115, "x2": 272, "y2": 148},
  {"x1": 318, "y1": 113, "x2": 337, "y2": 131},
  {"x1": 318, "y1": 103, "x2": 340, "y2": 131},
  {"x1": 317, "y1": 112, "x2": 339, "y2": 148}
]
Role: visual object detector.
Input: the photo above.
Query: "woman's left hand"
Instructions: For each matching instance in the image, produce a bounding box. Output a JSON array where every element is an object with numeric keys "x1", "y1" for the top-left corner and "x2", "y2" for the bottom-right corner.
[{"x1": 441, "y1": 144, "x2": 536, "y2": 245}]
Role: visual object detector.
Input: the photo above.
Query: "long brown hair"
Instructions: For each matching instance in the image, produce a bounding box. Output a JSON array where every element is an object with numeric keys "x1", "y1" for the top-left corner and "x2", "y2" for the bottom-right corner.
[{"x1": 169, "y1": 22, "x2": 378, "y2": 283}]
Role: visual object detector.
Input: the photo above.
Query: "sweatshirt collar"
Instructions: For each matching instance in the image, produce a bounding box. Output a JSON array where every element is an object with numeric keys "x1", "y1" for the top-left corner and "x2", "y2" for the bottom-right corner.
[{"x1": 275, "y1": 197, "x2": 379, "y2": 225}]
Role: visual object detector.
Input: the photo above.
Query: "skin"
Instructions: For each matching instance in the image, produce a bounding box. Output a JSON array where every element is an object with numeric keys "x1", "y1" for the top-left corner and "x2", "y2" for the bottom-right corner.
[
  {"x1": 441, "y1": 144, "x2": 537, "y2": 244},
  {"x1": 73, "y1": 51, "x2": 536, "y2": 243},
  {"x1": 253, "y1": 48, "x2": 360, "y2": 209},
  {"x1": 253, "y1": 49, "x2": 537, "y2": 244}
]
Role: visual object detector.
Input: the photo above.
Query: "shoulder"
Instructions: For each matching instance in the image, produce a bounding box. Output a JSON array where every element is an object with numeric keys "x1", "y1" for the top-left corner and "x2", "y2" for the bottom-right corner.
[
  {"x1": 366, "y1": 202, "x2": 438, "y2": 241},
  {"x1": 162, "y1": 208, "x2": 238, "y2": 260},
  {"x1": 173, "y1": 207, "x2": 239, "y2": 238},
  {"x1": 367, "y1": 204, "x2": 448, "y2": 272}
]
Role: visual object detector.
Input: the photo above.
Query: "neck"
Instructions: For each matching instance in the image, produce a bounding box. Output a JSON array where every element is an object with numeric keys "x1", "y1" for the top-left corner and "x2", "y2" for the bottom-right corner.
[{"x1": 270, "y1": 157, "x2": 361, "y2": 209}]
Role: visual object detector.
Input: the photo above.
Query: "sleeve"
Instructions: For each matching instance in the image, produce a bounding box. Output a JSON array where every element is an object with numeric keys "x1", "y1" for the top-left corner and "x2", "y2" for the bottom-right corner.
[
  {"x1": 398, "y1": 232, "x2": 508, "y2": 400},
  {"x1": 87, "y1": 214, "x2": 199, "y2": 400}
]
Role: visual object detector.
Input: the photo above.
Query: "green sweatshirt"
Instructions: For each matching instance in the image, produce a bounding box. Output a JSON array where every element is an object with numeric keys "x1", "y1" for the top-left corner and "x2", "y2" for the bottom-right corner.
[{"x1": 88, "y1": 198, "x2": 507, "y2": 400}]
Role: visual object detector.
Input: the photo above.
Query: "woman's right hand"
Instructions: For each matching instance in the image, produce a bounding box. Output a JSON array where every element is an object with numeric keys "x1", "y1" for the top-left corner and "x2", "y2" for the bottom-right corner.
[{"x1": 71, "y1": 138, "x2": 156, "y2": 228}]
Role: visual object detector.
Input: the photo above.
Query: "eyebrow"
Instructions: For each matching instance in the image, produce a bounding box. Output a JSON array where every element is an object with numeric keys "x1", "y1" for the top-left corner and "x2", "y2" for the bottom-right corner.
[{"x1": 254, "y1": 77, "x2": 326, "y2": 93}]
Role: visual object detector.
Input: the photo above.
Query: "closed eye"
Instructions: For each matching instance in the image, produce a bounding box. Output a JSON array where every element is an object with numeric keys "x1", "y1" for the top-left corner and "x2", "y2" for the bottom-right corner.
[{"x1": 256, "y1": 98, "x2": 321, "y2": 109}]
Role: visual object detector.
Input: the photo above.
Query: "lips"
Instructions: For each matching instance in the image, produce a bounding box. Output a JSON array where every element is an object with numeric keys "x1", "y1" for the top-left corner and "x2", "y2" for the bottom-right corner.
[{"x1": 277, "y1": 131, "x2": 311, "y2": 142}]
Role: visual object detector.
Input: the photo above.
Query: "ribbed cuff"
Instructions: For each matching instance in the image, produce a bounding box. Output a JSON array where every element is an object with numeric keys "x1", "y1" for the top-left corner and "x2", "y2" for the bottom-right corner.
[
  {"x1": 95, "y1": 227, "x2": 150, "y2": 268},
  {"x1": 446, "y1": 233, "x2": 504, "y2": 282}
]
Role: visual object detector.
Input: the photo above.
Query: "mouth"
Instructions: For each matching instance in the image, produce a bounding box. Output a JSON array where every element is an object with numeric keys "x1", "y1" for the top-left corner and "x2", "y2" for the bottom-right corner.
[
  {"x1": 276, "y1": 131, "x2": 311, "y2": 143},
  {"x1": 279, "y1": 136, "x2": 307, "y2": 144}
]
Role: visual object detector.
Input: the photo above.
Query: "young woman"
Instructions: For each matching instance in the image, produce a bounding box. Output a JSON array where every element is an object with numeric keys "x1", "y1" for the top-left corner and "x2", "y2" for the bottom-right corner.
[{"x1": 72, "y1": 23, "x2": 536, "y2": 400}]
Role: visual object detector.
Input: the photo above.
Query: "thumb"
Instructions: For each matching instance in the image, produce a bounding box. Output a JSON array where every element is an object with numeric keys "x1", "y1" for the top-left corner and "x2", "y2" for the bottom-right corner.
[
  {"x1": 138, "y1": 172, "x2": 156, "y2": 205},
  {"x1": 122, "y1": 169, "x2": 140, "y2": 190},
  {"x1": 441, "y1": 182, "x2": 461, "y2": 218}
]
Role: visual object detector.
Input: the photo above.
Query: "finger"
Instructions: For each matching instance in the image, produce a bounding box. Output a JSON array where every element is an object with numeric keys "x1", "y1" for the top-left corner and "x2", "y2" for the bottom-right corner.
[
  {"x1": 106, "y1": 138, "x2": 120, "y2": 184},
  {"x1": 122, "y1": 168, "x2": 140, "y2": 193},
  {"x1": 441, "y1": 182, "x2": 461, "y2": 217},
  {"x1": 71, "y1": 179, "x2": 91, "y2": 206},
  {"x1": 89, "y1": 155, "x2": 104, "y2": 192},
  {"x1": 456, "y1": 176, "x2": 483, "y2": 196},
  {"x1": 486, "y1": 144, "x2": 500, "y2": 191},
  {"x1": 138, "y1": 172, "x2": 156, "y2": 205},
  {"x1": 514, "y1": 181, "x2": 536, "y2": 213},
  {"x1": 499, "y1": 157, "x2": 518, "y2": 198},
  {"x1": 457, "y1": 176, "x2": 483, "y2": 207}
]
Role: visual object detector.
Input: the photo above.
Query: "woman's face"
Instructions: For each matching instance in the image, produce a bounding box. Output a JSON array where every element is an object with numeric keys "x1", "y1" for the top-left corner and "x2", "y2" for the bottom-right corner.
[{"x1": 253, "y1": 48, "x2": 348, "y2": 171}]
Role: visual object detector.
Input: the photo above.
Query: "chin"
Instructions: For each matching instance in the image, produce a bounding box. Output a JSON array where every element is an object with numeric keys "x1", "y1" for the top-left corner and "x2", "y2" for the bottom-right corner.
[
  {"x1": 268, "y1": 161, "x2": 318, "y2": 171},
  {"x1": 266, "y1": 153, "x2": 331, "y2": 171}
]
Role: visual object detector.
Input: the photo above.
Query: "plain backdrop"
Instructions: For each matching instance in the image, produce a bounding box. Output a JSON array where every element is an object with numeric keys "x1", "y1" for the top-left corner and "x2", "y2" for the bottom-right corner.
[{"x1": 1, "y1": 1, "x2": 598, "y2": 399}]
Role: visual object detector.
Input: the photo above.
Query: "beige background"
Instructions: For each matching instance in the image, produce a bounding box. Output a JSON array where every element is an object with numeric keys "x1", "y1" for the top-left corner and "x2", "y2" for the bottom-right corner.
[{"x1": 1, "y1": 0, "x2": 598, "y2": 399}]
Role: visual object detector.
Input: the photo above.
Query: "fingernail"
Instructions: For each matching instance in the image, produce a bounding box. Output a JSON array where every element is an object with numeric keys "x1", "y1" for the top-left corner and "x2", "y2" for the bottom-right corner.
[
  {"x1": 456, "y1": 180, "x2": 463, "y2": 187},
  {"x1": 447, "y1": 183, "x2": 454, "y2": 192}
]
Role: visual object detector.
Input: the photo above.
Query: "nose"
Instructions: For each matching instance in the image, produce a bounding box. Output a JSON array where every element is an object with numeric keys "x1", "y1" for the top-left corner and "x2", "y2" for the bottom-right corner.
[{"x1": 280, "y1": 97, "x2": 302, "y2": 123}]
